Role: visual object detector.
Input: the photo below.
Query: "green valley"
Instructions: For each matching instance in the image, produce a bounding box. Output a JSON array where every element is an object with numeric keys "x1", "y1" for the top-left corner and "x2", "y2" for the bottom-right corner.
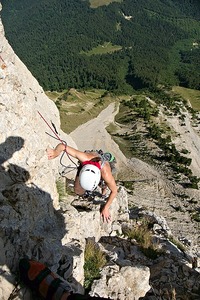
[{"x1": 1, "y1": 0, "x2": 200, "y2": 92}]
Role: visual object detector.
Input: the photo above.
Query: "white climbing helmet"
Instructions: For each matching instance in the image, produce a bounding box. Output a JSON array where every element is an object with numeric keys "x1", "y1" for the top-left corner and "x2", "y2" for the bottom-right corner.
[{"x1": 79, "y1": 164, "x2": 101, "y2": 191}]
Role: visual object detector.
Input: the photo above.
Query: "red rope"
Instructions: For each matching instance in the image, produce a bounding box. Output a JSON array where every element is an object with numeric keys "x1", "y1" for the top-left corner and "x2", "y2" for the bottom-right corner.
[
  {"x1": 38, "y1": 111, "x2": 79, "y2": 169},
  {"x1": 37, "y1": 111, "x2": 65, "y2": 145}
]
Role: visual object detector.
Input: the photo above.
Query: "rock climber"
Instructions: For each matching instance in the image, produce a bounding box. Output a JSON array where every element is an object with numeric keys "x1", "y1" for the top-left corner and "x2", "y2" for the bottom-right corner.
[{"x1": 47, "y1": 143, "x2": 118, "y2": 223}]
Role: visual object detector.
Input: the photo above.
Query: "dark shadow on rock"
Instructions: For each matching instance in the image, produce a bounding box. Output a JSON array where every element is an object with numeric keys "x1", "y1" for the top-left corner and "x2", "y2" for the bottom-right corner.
[
  {"x1": 0, "y1": 136, "x2": 24, "y2": 164},
  {"x1": 0, "y1": 136, "x2": 81, "y2": 298}
]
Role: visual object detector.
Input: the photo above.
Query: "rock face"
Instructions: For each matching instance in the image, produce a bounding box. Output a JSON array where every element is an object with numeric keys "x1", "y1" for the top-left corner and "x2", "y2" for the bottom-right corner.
[
  {"x1": 0, "y1": 3, "x2": 76, "y2": 299},
  {"x1": 0, "y1": 3, "x2": 200, "y2": 300},
  {"x1": 90, "y1": 264, "x2": 150, "y2": 300},
  {"x1": 0, "y1": 5, "x2": 150, "y2": 300}
]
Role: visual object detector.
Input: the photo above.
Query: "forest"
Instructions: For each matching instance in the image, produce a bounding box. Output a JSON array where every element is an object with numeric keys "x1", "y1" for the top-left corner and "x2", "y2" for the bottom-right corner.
[{"x1": 1, "y1": 0, "x2": 200, "y2": 92}]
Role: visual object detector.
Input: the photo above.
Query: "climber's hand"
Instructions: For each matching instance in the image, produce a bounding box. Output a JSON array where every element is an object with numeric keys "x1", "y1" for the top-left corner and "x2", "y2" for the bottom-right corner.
[
  {"x1": 100, "y1": 206, "x2": 111, "y2": 223},
  {"x1": 46, "y1": 147, "x2": 59, "y2": 160}
]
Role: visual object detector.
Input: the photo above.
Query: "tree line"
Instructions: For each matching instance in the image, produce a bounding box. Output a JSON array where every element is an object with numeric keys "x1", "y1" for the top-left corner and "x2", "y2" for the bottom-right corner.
[{"x1": 1, "y1": 0, "x2": 200, "y2": 92}]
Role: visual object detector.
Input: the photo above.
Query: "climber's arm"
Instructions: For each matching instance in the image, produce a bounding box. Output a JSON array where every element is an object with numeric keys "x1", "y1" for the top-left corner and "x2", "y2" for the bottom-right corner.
[
  {"x1": 47, "y1": 143, "x2": 88, "y2": 161},
  {"x1": 100, "y1": 165, "x2": 118, "y2": 223}
]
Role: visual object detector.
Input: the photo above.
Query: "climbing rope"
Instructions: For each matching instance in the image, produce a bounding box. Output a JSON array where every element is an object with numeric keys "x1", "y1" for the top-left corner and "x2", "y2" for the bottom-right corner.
[{"x1": 38, "y1": 111, "x2": 78, "y2": 174}]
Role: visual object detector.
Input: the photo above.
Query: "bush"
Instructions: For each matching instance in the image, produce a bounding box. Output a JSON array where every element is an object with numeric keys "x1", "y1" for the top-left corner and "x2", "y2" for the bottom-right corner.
[
  {"x1": 84, "y1": 239, "x2": 107, "y2": 291},
  {"x1": 123, "y1": 218, "x2": 163, "y2": 259},
  {"x1": 56, "y1": 178, "x2": 66, "y2": 201}
]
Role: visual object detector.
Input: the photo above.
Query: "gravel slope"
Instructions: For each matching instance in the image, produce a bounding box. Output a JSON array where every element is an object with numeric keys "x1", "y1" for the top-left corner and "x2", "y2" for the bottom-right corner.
[{"x1": 70, "y1": 102, "x2": 200, "y2": 254}]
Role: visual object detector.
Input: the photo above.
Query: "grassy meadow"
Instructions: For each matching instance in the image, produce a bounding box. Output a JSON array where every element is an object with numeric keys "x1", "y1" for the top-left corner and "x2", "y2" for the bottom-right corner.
[
  {"x1": 89, "y1": 0, "x2": 122, "y2": 8},
  {"x1": 46, "y1": 88, "x2": 121, "y2": 133},
  {"x1": 81, "y1": 42, "x2": 122, "y2": 56},
  {"x1": 46, "y1": 86, "x2": 200, "y2": 136},
  {"x1": 172, "y1": 86, "x2": 200, "y2": 111}
]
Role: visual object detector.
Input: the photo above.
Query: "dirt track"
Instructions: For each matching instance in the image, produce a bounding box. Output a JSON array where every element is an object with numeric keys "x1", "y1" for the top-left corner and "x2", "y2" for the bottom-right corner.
[
  {"x1": 70, "y1": 102, "x2": 163, "y2": 181},
  {"x1": 70, "y1": 100, "x2": 200, "y2": 180},
  {"x1": 70, "y1": 102, "x2": 128, "y2": 169}
]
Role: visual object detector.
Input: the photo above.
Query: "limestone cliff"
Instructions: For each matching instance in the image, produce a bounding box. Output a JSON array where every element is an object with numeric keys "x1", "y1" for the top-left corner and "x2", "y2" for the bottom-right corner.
[
  {"x1": 0, "y1": 3, "x2": 77, "y2": 299},
  {"x1": 0, "y1": 4, "x2": 151, "y2": 299}
]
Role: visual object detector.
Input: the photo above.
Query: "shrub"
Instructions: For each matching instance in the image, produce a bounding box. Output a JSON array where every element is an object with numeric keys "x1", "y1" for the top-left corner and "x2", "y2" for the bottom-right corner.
[
  {"x1": 191, "y1": 212, "x2": 200, "y2": 222},
  {"x1": 168, "y1": 236, "x2": 185, "y2": 252},
  {"x1": 123, "y1": 218, "x2": 163, "y2": 259},
  {"x1": 84, "y1": 239, "x2": 107, "y2": 291},
  {"x1": 56, "y1": 179, "x2": 66, "y2": 201}
]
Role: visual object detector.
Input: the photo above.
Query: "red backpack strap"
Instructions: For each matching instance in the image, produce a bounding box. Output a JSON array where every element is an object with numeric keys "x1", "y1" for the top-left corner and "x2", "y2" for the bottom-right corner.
[
  {"x1": 82, "y1": 161, "x2": 101, "y2": 169},
  {"x1": 19, "y1": 258, "x2": 71, "y2": 300}
]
